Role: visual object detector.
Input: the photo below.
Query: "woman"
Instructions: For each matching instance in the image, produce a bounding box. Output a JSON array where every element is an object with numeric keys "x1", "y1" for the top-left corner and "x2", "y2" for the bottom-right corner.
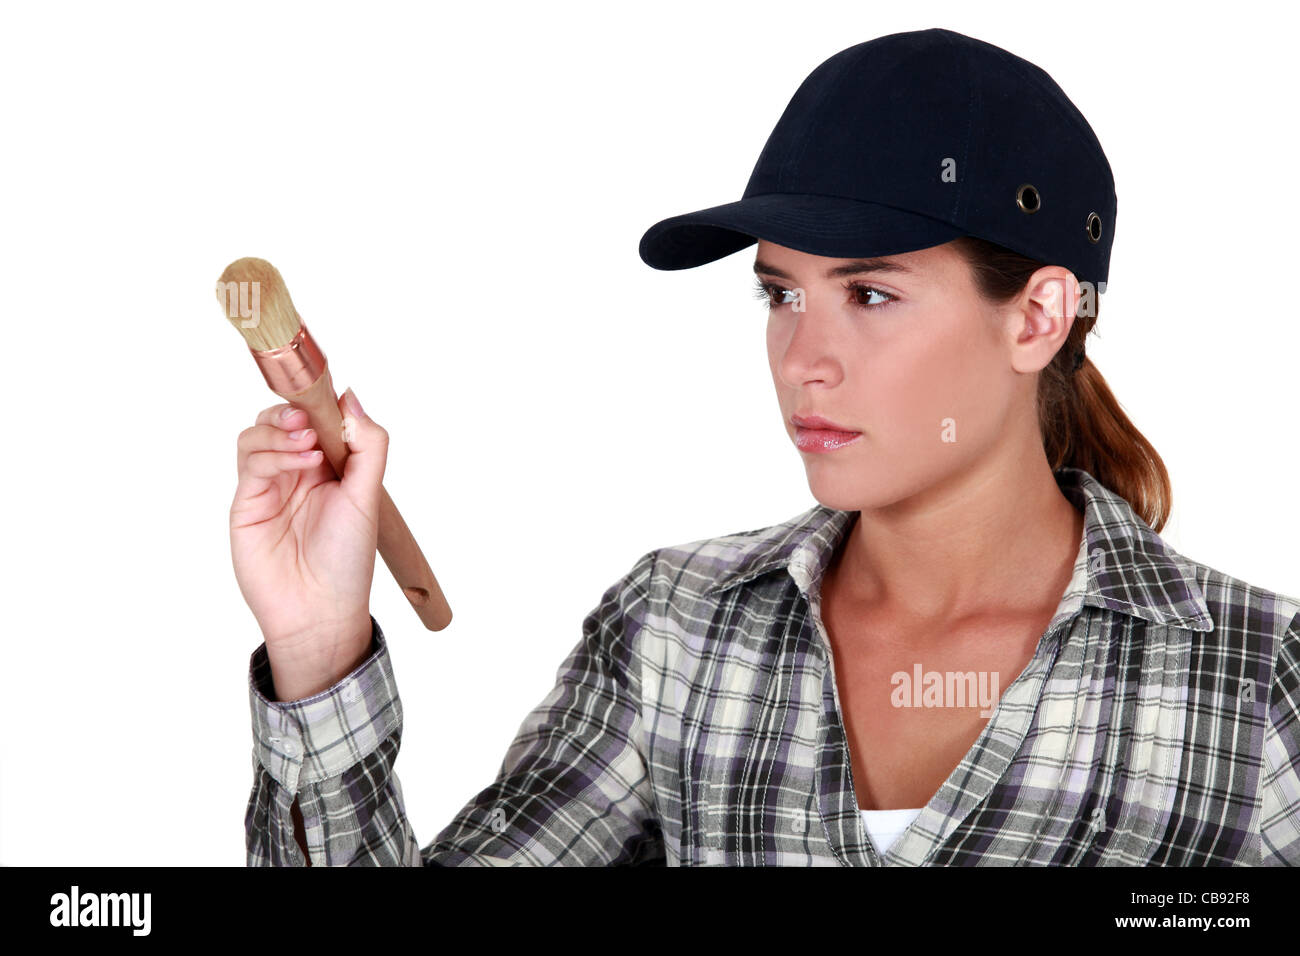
[{"x1": 236, "y1": 28, "x2": 1299, "y2": 865}]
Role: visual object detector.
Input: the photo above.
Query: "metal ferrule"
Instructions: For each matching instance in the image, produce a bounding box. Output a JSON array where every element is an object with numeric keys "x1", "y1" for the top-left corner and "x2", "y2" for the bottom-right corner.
[{"x1": 250, "y1": 320, "x2": 327, "y2": 396}]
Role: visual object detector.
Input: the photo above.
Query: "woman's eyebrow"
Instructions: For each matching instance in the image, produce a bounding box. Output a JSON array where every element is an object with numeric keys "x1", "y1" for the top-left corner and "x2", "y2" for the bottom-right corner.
[{"x1": 752, "y1": 258, "x2": 914, "y2": 280}]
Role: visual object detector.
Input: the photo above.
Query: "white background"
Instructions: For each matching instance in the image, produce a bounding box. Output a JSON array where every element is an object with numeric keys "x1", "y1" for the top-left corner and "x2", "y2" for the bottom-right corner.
[{"x1": 1, "y1": 0, "x2": 1295, "y2": 865}]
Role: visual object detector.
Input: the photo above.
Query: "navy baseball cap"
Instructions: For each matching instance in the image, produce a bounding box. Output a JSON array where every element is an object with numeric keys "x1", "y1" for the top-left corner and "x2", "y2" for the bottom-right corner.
[{"x1": 638, "y1": 28, "x2": 1116, "y2": 290}]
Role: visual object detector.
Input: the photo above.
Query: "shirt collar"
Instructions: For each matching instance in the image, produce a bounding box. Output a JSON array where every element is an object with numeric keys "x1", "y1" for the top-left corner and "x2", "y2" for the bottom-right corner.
[{"x1": 701, "y1": 467, "x2": 1214, "y2": 633}]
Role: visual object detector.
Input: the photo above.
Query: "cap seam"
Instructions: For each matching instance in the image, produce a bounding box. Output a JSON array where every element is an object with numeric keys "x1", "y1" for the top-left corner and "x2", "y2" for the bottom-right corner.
[
  {"x1": 740, "y1": 190, "x2": 971, "y2": 231},
  {"x1": 950, "y1": 33, "x2": 977, "y2": 224}
]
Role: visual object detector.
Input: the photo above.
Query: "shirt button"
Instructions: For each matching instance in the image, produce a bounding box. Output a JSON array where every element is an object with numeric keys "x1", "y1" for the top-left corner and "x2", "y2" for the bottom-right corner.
[
  {"x1": 343, "y1": 683, "x2": 358, "y2": 703},
  {"x1": 282, "y1": 741, "x2": 296, "y2": 757}
]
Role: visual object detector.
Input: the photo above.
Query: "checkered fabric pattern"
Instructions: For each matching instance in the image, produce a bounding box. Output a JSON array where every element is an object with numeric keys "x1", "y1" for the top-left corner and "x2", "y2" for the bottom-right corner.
[{"x1": 245, "y1": 467, "x2": 1300, "y2": 865}]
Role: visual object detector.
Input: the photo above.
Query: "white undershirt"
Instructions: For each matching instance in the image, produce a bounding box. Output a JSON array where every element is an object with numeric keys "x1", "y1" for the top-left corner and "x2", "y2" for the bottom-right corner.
[{"x1": 859, "y1": 807, "x2": 923, "y2": 854}]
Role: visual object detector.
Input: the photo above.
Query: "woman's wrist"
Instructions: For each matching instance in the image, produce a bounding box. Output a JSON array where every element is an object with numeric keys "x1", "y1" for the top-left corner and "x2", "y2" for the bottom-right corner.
[{"x1": 267, "y1": 619, "x2": 373, "y2": 702}]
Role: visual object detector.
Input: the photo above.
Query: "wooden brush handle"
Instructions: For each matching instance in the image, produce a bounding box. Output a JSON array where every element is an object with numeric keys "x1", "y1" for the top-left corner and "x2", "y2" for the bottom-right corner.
[{"x1": 286, "y1": 370, "x2": 452, "y2": 631}]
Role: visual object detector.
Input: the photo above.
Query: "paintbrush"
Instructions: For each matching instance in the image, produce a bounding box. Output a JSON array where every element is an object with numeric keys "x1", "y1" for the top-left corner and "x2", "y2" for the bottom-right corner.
[{"x1": 216, "y1": 256, "x2": 452, "y2": 631}]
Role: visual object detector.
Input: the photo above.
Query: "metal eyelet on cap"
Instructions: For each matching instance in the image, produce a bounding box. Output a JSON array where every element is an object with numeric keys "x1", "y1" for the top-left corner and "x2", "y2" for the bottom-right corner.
[
  {"x1": 1016, "y1": 183, "x2": 1040, "y2": 214},
  {"x1": 1086, "y1": 212, "x2": 1102, "y2": 243}
]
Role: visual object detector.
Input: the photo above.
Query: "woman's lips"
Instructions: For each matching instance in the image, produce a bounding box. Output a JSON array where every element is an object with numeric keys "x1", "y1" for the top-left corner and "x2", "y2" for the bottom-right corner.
[{"x1": 794, "y1": 426, "x2": 863, "y2": 453}]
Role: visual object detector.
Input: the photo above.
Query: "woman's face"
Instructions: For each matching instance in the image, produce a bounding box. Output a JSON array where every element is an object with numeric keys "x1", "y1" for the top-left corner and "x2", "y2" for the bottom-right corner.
[{"x1": 761, "y1": 238, "x2": 1041, "y2": 512}]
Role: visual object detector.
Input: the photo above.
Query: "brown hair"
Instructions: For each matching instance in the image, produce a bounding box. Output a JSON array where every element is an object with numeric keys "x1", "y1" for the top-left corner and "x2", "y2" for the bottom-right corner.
[{"x1": 948, "y1": 236, "x2": 1171, "y2": 532}]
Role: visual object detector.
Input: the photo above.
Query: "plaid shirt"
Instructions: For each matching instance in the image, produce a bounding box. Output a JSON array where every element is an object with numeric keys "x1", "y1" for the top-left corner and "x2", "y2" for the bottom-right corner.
[{"x1": 245, "y1": 467, "x2": 1300, "y2": 865}]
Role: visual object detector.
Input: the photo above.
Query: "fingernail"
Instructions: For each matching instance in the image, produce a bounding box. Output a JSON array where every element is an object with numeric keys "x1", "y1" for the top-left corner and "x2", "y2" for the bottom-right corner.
[{"x1": 344, "y1": 387, "x2": 367, "y2": 419}]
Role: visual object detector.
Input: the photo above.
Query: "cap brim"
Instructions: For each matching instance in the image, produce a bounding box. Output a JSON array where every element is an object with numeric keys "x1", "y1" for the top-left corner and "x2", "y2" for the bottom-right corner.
[{"x1": 638, "y1": 193, "x2": 968, "y2": 270}]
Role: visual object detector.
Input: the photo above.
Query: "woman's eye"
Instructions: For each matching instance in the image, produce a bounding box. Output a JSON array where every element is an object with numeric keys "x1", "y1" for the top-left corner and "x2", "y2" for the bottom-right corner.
[
  {"x1": 752, "y1": 279, "x2": 799, "y2": 306},
  {"x1": 846, "y1": 281, "x2": 894, "y2": 308}
]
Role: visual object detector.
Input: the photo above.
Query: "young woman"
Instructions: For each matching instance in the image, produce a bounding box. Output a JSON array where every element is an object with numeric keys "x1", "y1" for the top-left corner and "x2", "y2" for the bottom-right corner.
[{"x1": 235, "y1": 28, "x2": 1300, "y2": 866}]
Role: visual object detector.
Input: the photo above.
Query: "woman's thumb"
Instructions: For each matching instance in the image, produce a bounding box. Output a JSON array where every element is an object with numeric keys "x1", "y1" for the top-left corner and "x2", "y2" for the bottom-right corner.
[{"x1": 338, "y1": 387, "x2": 388, "y2": 505}]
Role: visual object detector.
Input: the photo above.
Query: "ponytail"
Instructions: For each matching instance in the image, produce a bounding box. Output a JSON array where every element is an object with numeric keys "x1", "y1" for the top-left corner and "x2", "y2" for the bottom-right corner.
[{"x1": 949, "y1": 236, "x2": 1171, "y2": 532}]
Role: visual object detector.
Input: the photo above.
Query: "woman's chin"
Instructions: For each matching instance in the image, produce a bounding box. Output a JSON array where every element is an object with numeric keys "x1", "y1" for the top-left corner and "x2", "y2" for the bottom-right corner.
[
  {"x1": 806, "y1": 476, "x2": 876, "y2": 513},
  {"x1": 804, "y1": 462, "x2": 915, "y2": 513}
]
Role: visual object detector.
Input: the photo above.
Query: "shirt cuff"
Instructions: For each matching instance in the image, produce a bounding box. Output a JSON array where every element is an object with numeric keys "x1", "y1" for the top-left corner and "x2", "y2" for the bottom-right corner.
[{"x1": 248, "y1": 615, "x2": 402, "y2": 793}]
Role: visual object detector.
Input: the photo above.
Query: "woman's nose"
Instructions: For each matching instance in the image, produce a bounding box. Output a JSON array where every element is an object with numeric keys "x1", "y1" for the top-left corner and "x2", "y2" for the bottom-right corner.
[{"x1": 775, "y1": 303, "x2": 845, "y2": 389}]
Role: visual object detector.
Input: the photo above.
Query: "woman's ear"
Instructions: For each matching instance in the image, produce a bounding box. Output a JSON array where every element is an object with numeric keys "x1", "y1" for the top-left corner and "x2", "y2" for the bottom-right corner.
[{"x1": 1011, "y1": 267, "x2": 1080, "y2": 372}]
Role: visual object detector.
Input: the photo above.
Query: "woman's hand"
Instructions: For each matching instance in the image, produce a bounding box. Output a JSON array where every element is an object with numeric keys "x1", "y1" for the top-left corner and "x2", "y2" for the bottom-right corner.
[{"x1": 230, "y1": 388, "x2": 388, "y2": 700}]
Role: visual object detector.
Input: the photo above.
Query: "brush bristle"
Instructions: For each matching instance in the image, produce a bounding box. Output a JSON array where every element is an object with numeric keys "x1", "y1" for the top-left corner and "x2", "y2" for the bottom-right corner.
[{"x1": 215, "y1": 257, "x2": 302, "y2": 351}]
